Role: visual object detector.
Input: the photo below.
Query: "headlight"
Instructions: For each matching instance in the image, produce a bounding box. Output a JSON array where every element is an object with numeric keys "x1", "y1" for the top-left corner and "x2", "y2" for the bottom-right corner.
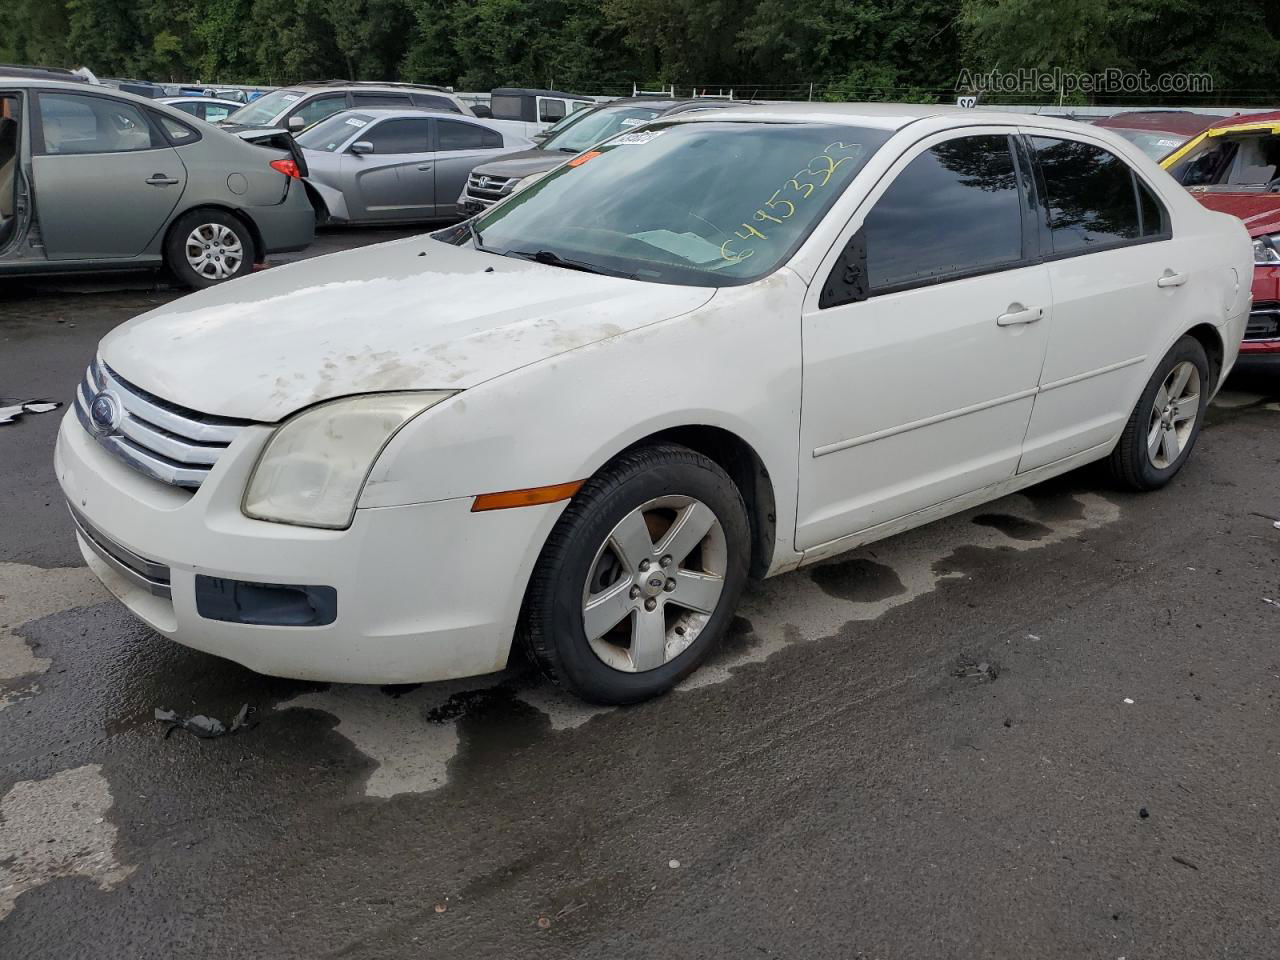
[
  {"x1": 243, "y1": 392, "x2": 453, "y2": 529},
  {"x1": 1254, "y1": 234, "x2": 1280, "y2": 265}
]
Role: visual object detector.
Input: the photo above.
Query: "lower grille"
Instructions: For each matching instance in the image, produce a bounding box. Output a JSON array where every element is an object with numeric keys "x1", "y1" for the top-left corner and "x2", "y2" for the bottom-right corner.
[
  {"x1": 69, "y1": 504, "x2": 172, "y2": 599},
  {"x1": 74, "y1": 359, "x2": 250, "y2": 488},
  {"x1": 1245, "y1": 302, "x2": 1280, "y2": 342}
]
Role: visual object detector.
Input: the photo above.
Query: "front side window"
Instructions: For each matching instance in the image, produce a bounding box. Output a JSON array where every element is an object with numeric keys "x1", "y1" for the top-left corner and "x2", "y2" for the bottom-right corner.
[
  {"x1": 295, "y1": 112, "x2": 376, "y2": 152},
  {"x1": 224, "y1": 88, "x2": 303, "y2": 126},
  {"x1": 412, "y1": 93, "x2": 460, "y2": 113},
  {"x1": 38, "y1": 93, "x2": 159, "y2": 155},
  {"x1": 1032, "y1": 137, "x2": 1145, "y2": 253},
  {"x1": 364, "y1": 117, "x2": 431, "y2": 154},
  {"x1": 861, "y1": 135, "x2": 1025, "y2": 292},
  {"x1": 472, "y1": 120, "x2": 890, "y2": 286},
  {"x1": 542, "y1": 105, "x2": 663, "y2": 154},
  {"x1": 352, "y1": 92, "x2": 412, "y2": 108},
  {"x1": 291, "y1": 94, "x2": 347, "y2": 129}
]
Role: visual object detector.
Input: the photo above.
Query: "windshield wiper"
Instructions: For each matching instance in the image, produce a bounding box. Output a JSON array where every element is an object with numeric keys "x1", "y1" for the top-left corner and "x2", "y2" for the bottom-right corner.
[
  {"x1": 506, "y1": 249, "x2": 633, "y2": 278},
  {"x1": 468, "y1": 218, "x2": 489, "y2": 251}
]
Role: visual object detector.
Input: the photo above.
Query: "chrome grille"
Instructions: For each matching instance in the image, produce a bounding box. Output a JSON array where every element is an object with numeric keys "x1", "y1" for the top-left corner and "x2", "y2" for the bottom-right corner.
[
  {"x1": 74, "y1": 359, "x2": 250, "y2": 489},
  {"x1": 465, "y1": 172, "x2": 511, "y2": 203},
  {"x1": 1245, "y1": 302, "x2": 1280, "y2": 342}
]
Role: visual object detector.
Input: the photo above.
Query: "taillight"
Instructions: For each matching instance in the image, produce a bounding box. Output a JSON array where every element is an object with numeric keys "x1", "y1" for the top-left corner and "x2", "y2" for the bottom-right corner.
[{"x1": 270, "y1": 157, "x2": 301, "y2": 179}]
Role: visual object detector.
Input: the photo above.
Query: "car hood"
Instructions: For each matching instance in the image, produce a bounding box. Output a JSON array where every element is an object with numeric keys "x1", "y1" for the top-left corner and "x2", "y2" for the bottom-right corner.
[
  {"x1": 471, "y1": 150, "x2": 567, "y2": 180},
  {"x1": 1189, "y1": 189, "x2": 1280, "y2": 237},
  {"x1": 99, "y1": 236, "x2": 714, "y2": 422}
]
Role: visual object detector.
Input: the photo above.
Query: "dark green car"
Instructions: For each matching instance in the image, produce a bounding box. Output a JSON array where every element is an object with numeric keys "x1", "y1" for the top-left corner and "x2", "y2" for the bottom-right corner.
[{"x1": 0, "y1": 74, "x2": 314, "y2": 288}]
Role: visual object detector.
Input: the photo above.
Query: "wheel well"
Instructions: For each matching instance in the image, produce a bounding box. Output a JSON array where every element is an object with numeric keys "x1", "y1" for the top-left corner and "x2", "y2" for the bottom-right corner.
[
  {"x1": 164, "y1": 204, "x2": 265, "y2": 265},
  {"x1": 623, "y1": 426, "x2": 777, "y2": 578},
  {"x1": 1184, "y1": 323, "x2": 1224, "y2": 385}
]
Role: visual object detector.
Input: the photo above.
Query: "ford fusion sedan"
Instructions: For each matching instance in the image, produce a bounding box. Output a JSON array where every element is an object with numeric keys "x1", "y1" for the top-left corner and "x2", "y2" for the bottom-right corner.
[
  {"x1": 57, "y1": 104, "x2": 1251, "y2": 704},
  {"x1": 296, "y1": 109, "x2": 531, "y2": 224}
]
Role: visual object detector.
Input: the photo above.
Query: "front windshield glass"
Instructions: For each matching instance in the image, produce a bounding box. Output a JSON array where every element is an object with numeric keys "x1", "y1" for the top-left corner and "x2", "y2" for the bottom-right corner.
[
  {"x1": 473, "y1": 120, "x2": 890, "y2": 286},
  {"x1": 542, "y1": 105, "x2": 664, "y2": 153},
  {"x1": 225, "y1": 89, "x2": 302, "y2": 126},
  {"x1": 1111, "y1": 128, "x2": 1189, "y2": 161},
  {"x1": 295, "y1": 112, "x2": 375, "y2": 152}
]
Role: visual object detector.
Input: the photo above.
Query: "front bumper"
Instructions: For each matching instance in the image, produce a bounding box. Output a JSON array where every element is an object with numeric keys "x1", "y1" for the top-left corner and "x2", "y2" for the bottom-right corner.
[{"x1": 55, "y1": 411, "x2": 557, "y2": 684}]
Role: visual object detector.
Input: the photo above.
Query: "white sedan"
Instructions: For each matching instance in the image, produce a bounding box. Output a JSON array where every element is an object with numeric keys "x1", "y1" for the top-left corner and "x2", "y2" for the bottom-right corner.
[{"x1": 56, "y1": 104, "x2": 1251, "y2": 703}]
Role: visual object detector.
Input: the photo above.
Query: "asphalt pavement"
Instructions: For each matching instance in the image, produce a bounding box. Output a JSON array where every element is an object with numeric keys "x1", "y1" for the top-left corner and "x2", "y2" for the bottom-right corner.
[{"x1": 2, "y1": 230, "x2": 1279, "y2": 959}]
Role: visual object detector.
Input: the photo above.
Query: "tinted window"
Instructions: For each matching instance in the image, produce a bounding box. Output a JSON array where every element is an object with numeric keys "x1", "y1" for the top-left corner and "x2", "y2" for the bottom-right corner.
[
  {"x1": 539, "y1": 98, "x2": 567, "y2": 123},
  {"x1": 411, "y1": 93, "x2": 460, "y2": 113},
  {"x1": 1032, "y1": 137, "x2": 1141, "y2": 253},
  {"x1": 862, "y1": 135, "x2": 1024, "y2": 291},
  {"x1": 291, "y1": 94, "x2": 346, "y2": 129},
  {"x1": 365, "y1": 118, "x2": 431, "y2": 154},
  {"x1": 352, "y1": 92, "x2": 412, "y2": 108},
  {"x1": 438, "y1": 119, "x2": 500, "y2": 151},
  {"x1": 39, "y1": 93, "x2": 159, "y2": 154}
]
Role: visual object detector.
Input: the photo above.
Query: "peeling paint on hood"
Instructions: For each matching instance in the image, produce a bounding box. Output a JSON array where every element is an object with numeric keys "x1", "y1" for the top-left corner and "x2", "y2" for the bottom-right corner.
[{"x1": 99, "y1": 236, "x2": 714, "y2": 422}]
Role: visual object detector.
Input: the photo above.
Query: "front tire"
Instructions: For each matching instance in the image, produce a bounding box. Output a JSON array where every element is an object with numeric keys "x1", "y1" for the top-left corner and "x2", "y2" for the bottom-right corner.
[
  {"x1": 521, "y1": 443, "x2": 750, "y2": 704},
  {"x1": 1105, "y1": 334, "x2": 1209, "y2": 491},
  {"x1": 164, "y1": 209, "x2": 256, "y2": 289}
]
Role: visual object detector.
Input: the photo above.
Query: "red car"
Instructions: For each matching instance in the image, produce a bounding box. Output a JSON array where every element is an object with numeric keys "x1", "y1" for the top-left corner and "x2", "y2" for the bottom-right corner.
[
  {"x1": 1161, "y1": 111, "x2": 1280, "y2": 370},
  {"x1": 1094, "y1": 110, "x2": 1220, "y2": 162}
]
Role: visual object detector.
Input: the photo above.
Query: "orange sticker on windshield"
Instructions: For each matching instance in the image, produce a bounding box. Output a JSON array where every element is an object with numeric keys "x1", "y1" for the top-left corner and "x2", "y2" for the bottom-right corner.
[{"x1": 568, "y1": 150, "x2": 602, "y2": 167}]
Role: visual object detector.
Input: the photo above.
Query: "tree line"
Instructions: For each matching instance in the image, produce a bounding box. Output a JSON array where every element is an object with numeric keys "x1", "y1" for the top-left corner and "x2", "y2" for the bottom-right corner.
[{"x1": 3, "y1": 0, "x2": 1278, "y2": 105}]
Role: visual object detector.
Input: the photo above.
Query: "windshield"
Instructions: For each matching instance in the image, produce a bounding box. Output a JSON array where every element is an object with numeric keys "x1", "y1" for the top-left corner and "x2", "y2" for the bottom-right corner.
[
  {"x1": 473, "y1": 120, "x2": 890, "y2": 286},
  {"x1": 1169, "y1": 131, "x2": 1280, "y2": 189},
  {"x1": 542, "y1": 105, "x2": 664, "y2": 153},
  {"x1": 225, "y1": 89, "x2": 303, "y2": 126},
  {"x1": 295, "y1": 112, "x2": 375, "y2": 152},
  {"x1": 1110, "y1": 128, "x2": 1189, "y2": 161}
]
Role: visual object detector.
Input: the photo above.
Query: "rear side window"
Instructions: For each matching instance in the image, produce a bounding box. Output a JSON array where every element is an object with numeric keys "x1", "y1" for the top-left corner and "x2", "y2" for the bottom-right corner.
[
  {"x1": 353, "y1": 92, "x2": 412, "y2": 108},
  {"x1": 861, "y1": 134, "x2": 1025, "y2": 292},
  {"x1": 539, "y1": 98, "x2": 567, "y2": 123},
  {"x1": 489, "y1": 95, "x2": 523, "y2": 121},
  {"x1": 411, "y1": 93, "x2": 460, "y2": 113},
  {"x1": 438, "y1": 119, "x2": 501, "y2": 151},
  {"x1": 1135, "y1": 178, "x2": 1168, "y2": 237},
  {"x1": 364, "y1": 118, "x2": 431, "y2": 154},
  {"x1": 152, "y1": 112, "x2": 200, "y2": 145},
  {"x1": 1031, "y1": 137, "x2": 1146, "y2": 253},
  {"x1": 38, "y1": 93, "x2": 160, "y2": 154}
]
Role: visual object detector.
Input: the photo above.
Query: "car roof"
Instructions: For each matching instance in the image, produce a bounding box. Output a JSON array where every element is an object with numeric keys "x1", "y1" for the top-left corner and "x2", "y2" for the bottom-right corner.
[
  {"x1": 161, "y1": 96, "x2": 243, "y2": 105},
  {"x1": 289, "y1": 81, "x2": 456, "y2": 95},
  {"x1": 659, "y1": 101, "x2": 975, "y2": 130},
  {"x1": 1206, "y1": 110, "x2": 1280, "y2": 132},
  {"x1": 1094, "y1": 111, "x2": 1221, "y2": 135},
  {"x1": 312, "y1": 107, "x2": 505, "y2": 126},
  {"x1": 490, "y1": 87, "x2": 593, "y2": 100}
]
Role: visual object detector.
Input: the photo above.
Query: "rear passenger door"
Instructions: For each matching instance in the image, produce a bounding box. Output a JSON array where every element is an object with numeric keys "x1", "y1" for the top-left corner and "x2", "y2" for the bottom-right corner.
[
  {"x1": 432, "y1": 119, "x2": 507, "y2": 218},
  {"x1": 346, "y1": 116, "x2": 434, "y2": 221},
  {"x1": 31, "y1": 91, "x2": 186, "y2": 260},
  {"x1": 1017, "y1": 132, "x2": 1192, "y2": 471}
]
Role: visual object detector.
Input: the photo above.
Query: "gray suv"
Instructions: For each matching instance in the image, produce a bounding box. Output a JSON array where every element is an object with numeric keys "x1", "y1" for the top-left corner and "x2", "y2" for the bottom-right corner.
[
  {"x1": 0, "y1": 74, "x2": 314, "y2": 288},
  {"x1": 218, "y1": 81, "x2": 475, "y2": 135}
]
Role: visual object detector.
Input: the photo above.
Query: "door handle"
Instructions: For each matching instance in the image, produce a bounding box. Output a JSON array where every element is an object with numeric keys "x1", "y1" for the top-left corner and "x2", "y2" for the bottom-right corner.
[
  {"x1": 145, "y1": 174, "x2": 180, "y2": 186},
  {"x1": 1156, "y1": 270, "x2": 1187, "y2": 288},
  {"x1": 996, "y1": 304, "x2": 1044, "y2": 326},
  {"x1": 416, "y1": 163, "x2": 433, "y2": 171}
]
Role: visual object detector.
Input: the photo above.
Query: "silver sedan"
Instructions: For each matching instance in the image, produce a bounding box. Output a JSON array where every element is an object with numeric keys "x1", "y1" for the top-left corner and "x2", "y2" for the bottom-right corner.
[{"x1": 297, "y1": 109, "x2": 531, "y2": 224}]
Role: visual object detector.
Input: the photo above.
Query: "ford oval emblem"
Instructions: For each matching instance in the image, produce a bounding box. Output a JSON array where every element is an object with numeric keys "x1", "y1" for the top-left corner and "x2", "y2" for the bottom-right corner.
[{"x1": 89, "y1": 392, "x2": 121, "y2": 433}]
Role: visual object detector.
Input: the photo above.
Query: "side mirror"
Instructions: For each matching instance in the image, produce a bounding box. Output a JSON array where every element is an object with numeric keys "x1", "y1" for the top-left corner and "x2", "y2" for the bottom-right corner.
[
  {"x1": 349, "y1": 140, "x2": 374, "y2": 155},
  {"x1": 287, "y1": 115, "x2": 305, "y2": 132},
  {"x1": 471, "y1": 104, "x2": 492, "y2": 119}
]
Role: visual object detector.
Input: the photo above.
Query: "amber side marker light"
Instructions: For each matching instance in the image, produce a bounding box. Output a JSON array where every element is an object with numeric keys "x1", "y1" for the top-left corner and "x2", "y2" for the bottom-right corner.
[
  {"x1": 567, "y1": 150, "x2": 601, "y2": 168},
  {"x1": 471, "y1": 480, "x2": 584, "y2": 512}
]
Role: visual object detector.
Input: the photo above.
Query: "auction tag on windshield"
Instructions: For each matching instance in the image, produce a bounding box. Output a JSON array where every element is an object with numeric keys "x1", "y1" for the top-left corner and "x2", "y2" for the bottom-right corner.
[
  {"x1": 619, "y1": 118, "x2": 643, "y2": 128},
  {"x1": 345, "y1": 118, "x2": 367, "y2": 127},
  {"x1": 281, "y1": 94, "x2": 300, "y2": 103},
  {"x1": 613, "y1": 129, "x2": 663, "y2": 145}
]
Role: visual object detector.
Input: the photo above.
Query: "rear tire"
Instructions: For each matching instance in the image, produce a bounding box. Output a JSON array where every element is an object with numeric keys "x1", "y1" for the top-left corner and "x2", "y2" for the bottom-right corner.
[
  {"x1": 164, "y1": 208, "x2": 256, "y2": 289},
  {"x1": 1105, "y1": 335, "x2": 1209, "y2": 491},
  {"x1": 521, "y1": 442, "x2": 750, "y2": 705}
]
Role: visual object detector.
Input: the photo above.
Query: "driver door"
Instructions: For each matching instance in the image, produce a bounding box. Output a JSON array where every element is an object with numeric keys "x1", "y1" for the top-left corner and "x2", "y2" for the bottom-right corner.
[{"x1": 344, "y1": 116, "x2": 435, "y2": 221}]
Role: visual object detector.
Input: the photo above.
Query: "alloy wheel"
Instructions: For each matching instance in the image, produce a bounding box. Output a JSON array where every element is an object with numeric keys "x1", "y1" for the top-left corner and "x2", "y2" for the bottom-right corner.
[
  {"x1": 1147, "y1": 360, "x2": 1201, "y2": 469},
  {"x1": 581, "y1": 495, "x2": 728, "y2": 673}
]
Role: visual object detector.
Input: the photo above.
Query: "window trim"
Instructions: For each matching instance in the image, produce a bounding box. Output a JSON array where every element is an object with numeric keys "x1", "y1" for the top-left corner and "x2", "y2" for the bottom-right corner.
[
  {"x1": 31, "y1": 89, "x2": 170, "y2": 157},
  {"x1": 1024, "y1": 132, "x2": 1172, "y2": 264},
  {"x1": 819, "y1": 131, "x2": 1038, "y2": 307}
]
